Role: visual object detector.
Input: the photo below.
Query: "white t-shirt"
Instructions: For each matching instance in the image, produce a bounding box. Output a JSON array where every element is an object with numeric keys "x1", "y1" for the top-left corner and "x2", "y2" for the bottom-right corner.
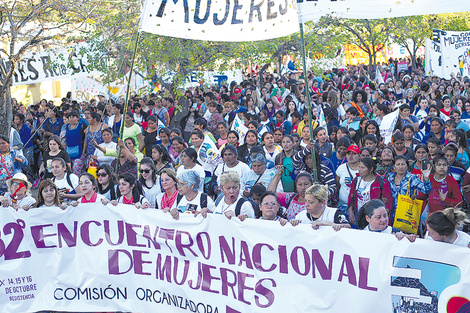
[
  {"x1": 3, "y1": 192, "x2": 36, "y2": 207},
  {"x1": 171, "y1": 192, "x2": 215, "y2": 213},
  {"x1": 263, "y1": 146, "x2": 282, "y2": 164},
  {"x1": 94, "y1": 142, "x2": 117, "y2": 165},
  {"x1": 117, "y1": 194, "x2": 149, "y2": 205},
  {"x1": 294, "y1": 206, "x2": 340, "y2": 224},
  {"x1": 425, "y1": 230, "x2": 470, "y2": 247},
  {"x1": 142, "y1": 183, "x2": 161, "y2": 209},
  {"x1": 240, "y1": 168, "x2": 283, "y2": 193},
  {"x1": 336, "y1": 164, "x2": 359, "y2": 207},
  {"x1": 176, "y1": 164, "x2": 206, "y2": 192},
  {"x1": 54, "y1": 173, "x2": 79, "y2": 193},
  {"x1": 213, "y1": 195, "x2": 255, "y2": 218},
  {"x1": 356, "y1": 178, "x2": 373, "y2": 211},
  {"x1": 214, "y1": 161, "x2": 251, "y2": 185}
]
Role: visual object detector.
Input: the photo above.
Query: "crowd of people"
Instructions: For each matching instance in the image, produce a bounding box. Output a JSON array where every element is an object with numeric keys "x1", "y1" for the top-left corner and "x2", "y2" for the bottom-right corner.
[{"x1": 2, "y1": 59, "x2": 470, "y2": 248}]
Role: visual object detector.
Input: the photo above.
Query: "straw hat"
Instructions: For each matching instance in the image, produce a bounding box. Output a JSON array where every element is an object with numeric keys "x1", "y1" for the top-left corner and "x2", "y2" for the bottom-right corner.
[{"x1": 6, "y1": 173, "x2": 32, "y2": 190}]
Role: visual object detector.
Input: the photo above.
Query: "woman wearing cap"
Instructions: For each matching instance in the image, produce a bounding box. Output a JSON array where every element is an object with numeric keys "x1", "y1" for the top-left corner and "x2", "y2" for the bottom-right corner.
[
  {"x1": 336, "y1": 144, "x2": 360, "y2": 213},
  {"x1": 0, "y1": 173, "x2": 36, "y2": 211},
  {"x1": 347, "y1": 157, "x2": 393, "y2": 226}
]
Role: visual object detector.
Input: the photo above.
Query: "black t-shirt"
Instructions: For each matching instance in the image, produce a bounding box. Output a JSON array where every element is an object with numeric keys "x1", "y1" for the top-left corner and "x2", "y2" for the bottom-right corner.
[{"x1": 42, "y1": 150, "x2": 72, "y2": 179}]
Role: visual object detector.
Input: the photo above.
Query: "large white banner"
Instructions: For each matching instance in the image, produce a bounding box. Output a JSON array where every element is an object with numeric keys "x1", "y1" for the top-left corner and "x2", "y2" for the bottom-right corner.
[
  {"x1": 297, "y1": 0, "x2": 470, "y2": 23},
  {"x1": 11, "y1": 41, "x2": 105, "y2": 86},
  {"x1": 181, "y1": 70, "x2": 243, "y2": 88},
  {"x1": 425, "y1": 38, "x2": 443, "y2": 77},
  {"x1": 139, "y1": 0, "x2": 299, "y2": 41},
  {"x1": 1, "y1": 204, "x2": 470, "y2": 312},
  {"x1": 440, "y1": 30, "x2": 470, "y2": 79}
]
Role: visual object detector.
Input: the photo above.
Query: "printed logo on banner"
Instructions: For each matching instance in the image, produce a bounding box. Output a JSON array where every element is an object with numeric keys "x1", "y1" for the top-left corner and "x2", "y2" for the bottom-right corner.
[{"x1": 390, "y1": 256, "x2": 461, "y2": 313}]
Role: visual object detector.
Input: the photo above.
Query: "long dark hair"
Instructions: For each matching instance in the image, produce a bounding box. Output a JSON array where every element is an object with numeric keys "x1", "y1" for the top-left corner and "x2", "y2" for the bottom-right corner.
[
  {"x1": 152, "y1": 144, "x2": 172, "y2": 165},
  {"x1": 139, "y1": 157, "x2": 157, "y2": 188},
  {"x1": 119, "y1": 172, "x2": 144, "y2": 203}
]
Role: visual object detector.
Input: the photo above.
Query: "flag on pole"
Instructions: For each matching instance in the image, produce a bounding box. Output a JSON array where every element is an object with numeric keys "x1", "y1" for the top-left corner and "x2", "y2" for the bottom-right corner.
[{"x1": 375, "y1": 66, "x2": 385, "y2": 85}]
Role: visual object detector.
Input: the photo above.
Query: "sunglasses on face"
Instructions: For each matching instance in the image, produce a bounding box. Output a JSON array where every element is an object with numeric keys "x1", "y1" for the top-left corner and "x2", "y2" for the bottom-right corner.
[
  {"x1": 96, "y1": 173, "x2": 108, "y2": 177},
  {"x1": 139, "y1": 169, "x2": 152, "y2": 174}
]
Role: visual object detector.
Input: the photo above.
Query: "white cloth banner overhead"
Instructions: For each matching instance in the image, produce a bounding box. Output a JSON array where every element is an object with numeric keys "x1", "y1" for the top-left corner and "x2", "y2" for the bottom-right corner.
[
  {"x1": 379, "y1": 109, "x2": 399, "y2": 145},
  {"x1": 440, "y1": 30, "x2": 470, "y2": 79},
  {"x1": 71, "y1": 77, "x2": 108, "y2": 102},
  {"x1": 1, "y1": 204, "x2": 470, "y2": 313},
  {"x1": 297, "y1": 0, "x2": 470, "y2": 23},
  {"x1": 181, "y1": 70, "x2": 243, "y2": 88},
  {"x1": 11, "y1": 41, "x2": 105, "y2": 86},
  {"x1": 139, "y1": 0, "x2": 299, "y2": 41},
  {"x1": 425, "y1": 38, "x2": 443, "y2": 77}
]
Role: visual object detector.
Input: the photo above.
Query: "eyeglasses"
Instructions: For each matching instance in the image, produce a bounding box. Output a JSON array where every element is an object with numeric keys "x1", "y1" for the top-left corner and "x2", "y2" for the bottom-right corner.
[
  {"x1": 261, "y1": 202, "x2": 278, "y2": 207},
  {"x1": 96, "y1": 172, "x2": 108, "y2": 177},
  {"x1": 139, "y1": 169, "x2": 152, "y2": 174}
]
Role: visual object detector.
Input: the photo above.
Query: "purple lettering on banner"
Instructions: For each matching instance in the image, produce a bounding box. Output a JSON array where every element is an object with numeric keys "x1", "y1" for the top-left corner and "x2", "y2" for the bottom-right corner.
[
  {"x1": 219, "y1": 236, "x2": 236, "y2": 264},
  {"x1": 31, "y1": 224, "x2": 57, "y2": 249},
  {"x1": 175, "y1": 230, "x2": 197, "y2": 257},
  {"x1": 238, "y1": 240, "x2": 253, "y2": 269},
  {"x1": 196, "y1": 232, "x2": 211, "y2": 260},
  {"x1": 226, "y1": 305, "x2": 242, "y2": 313},
  {"x1": 338, "y1": 254, "x2": 357, "y2": 286},
  {"x1": 132, "y1": 250, "x2": 152, "y2": 276},
  {"x1": 312, "y1": 249, "x2": 334, "y2": 280},
  {"x1": 173, "y1": 257, "x2": 190, "y2": 285},
  {"x1": 126, "y1": 223, "x2": 146, "y2": 248},
  {"x1": 188, "y1": 262, "x2": 203, "y2": 290},
  {"x1": 159, "y1": 228, "x2": 175, "y2": 252},
  {"x1": 57, "y1": 222, "x2": 78, "y2": 248},
  {"x1": 291, "y1": 246, "x2": 310, "y2": 276},
  {"x1": 80, "y1": 221, "x2": 103, "y2": 247},
  {"x1": 3, "y1": 221, "x2": 31, "y2": 260},
  {"x1": 104, "y1": 220, "x2": 125, "y2": 246},
  {"x1": 278, "y1": 245, "x2": 289, "y2": 274},
  {"x1": 252, "y1": 243, "x2": 276, "y2": 272},
  {"x1": 156, "y1": 254, "x2": 172, "y2": 282},
  {"x1": 237, "y1": 271, "x2": 254, "y2": 305},
  {"x1": 254, "y1": 278, "x2": 276, "y2": 308},
  {"x1": 142, "y1": 225, "x2": 161, "y2": 249},
  {"x1": 358, "y1": 257, "x2": 378, "y2": 291},
  {"x1": 108, "y1": 249, "x2": 133, "y2": 275},
  {"x1": 201, "y1": 263, "x2": 220, "y2": 294},
  {"x1": 220, "y1": 267, "x2": 237, "y2": 298}
]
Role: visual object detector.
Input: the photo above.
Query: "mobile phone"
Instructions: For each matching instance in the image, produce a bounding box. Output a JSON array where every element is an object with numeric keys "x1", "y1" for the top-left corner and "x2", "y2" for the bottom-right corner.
[{"x1": 422, "y1": 158, "x2": 431, "y2": 171}]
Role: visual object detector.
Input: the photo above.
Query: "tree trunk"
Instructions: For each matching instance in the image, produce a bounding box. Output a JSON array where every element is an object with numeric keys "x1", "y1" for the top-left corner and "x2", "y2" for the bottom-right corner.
[{"x1": 0, "y1": 85, "x2": 12, "y2": 139}]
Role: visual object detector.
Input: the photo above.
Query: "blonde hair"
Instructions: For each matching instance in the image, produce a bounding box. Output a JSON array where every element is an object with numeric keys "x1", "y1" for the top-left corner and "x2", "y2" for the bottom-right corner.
[
  {"x1": 426, "y1": 207, "x2": 470, "y2": 236},
  {"x1": 443, "y1": 207, "x2": 469, "y2": 228},
  {"x1": 219, "y1": 171, "x2": 240, "y2": 187},
  {"x1": 305, "y1": 183, "x2": 328, "y2": 203},
  {"x1": 160, "y1": 168, "x2": 177, "y2": 184}
]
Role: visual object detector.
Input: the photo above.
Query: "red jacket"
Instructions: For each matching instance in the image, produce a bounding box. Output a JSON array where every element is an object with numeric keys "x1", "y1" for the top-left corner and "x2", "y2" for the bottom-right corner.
[
  {"x1": 419, "y1": 174, "x2": 462, "y2": 214},
  {"x1": 347, "y1": 174, "x2": 393, "y2": 214}
]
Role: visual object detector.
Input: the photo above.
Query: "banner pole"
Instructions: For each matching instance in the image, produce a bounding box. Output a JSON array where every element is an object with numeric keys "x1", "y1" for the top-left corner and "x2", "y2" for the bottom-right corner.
[
  {"x1": 115, "y1": 31, "x2": 141, "y2": 174},
  {"x1": 299, "y1": 22, "x2": 318, "y2": 182}
]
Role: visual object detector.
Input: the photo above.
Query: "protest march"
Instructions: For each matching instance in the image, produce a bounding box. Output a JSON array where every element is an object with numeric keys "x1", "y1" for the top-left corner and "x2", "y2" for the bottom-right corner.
[{"x1": 2, "y1": 0, "x2": 470, "y2": 312}]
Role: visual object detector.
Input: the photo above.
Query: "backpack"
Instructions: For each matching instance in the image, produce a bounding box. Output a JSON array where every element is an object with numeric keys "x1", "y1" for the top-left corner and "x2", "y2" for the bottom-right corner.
[
  {"x1": 175, "y1": 193, "x2": 208, "y2": 212},
  {"x1": 53, "y1": 172, "x2": 76, "y2": 194},
  {"x1": 215, "y1": 195, "x2": 261, "y2": 218}
]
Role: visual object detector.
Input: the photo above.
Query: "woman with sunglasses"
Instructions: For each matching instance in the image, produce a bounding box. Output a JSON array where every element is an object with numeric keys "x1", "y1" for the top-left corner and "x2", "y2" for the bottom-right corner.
[
  {"x1": 139, "y1": 157, "x2": 160, "y2": 208},
  {"x1": 96, "y1": 164, "x2": 119, "y2": 200}
]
